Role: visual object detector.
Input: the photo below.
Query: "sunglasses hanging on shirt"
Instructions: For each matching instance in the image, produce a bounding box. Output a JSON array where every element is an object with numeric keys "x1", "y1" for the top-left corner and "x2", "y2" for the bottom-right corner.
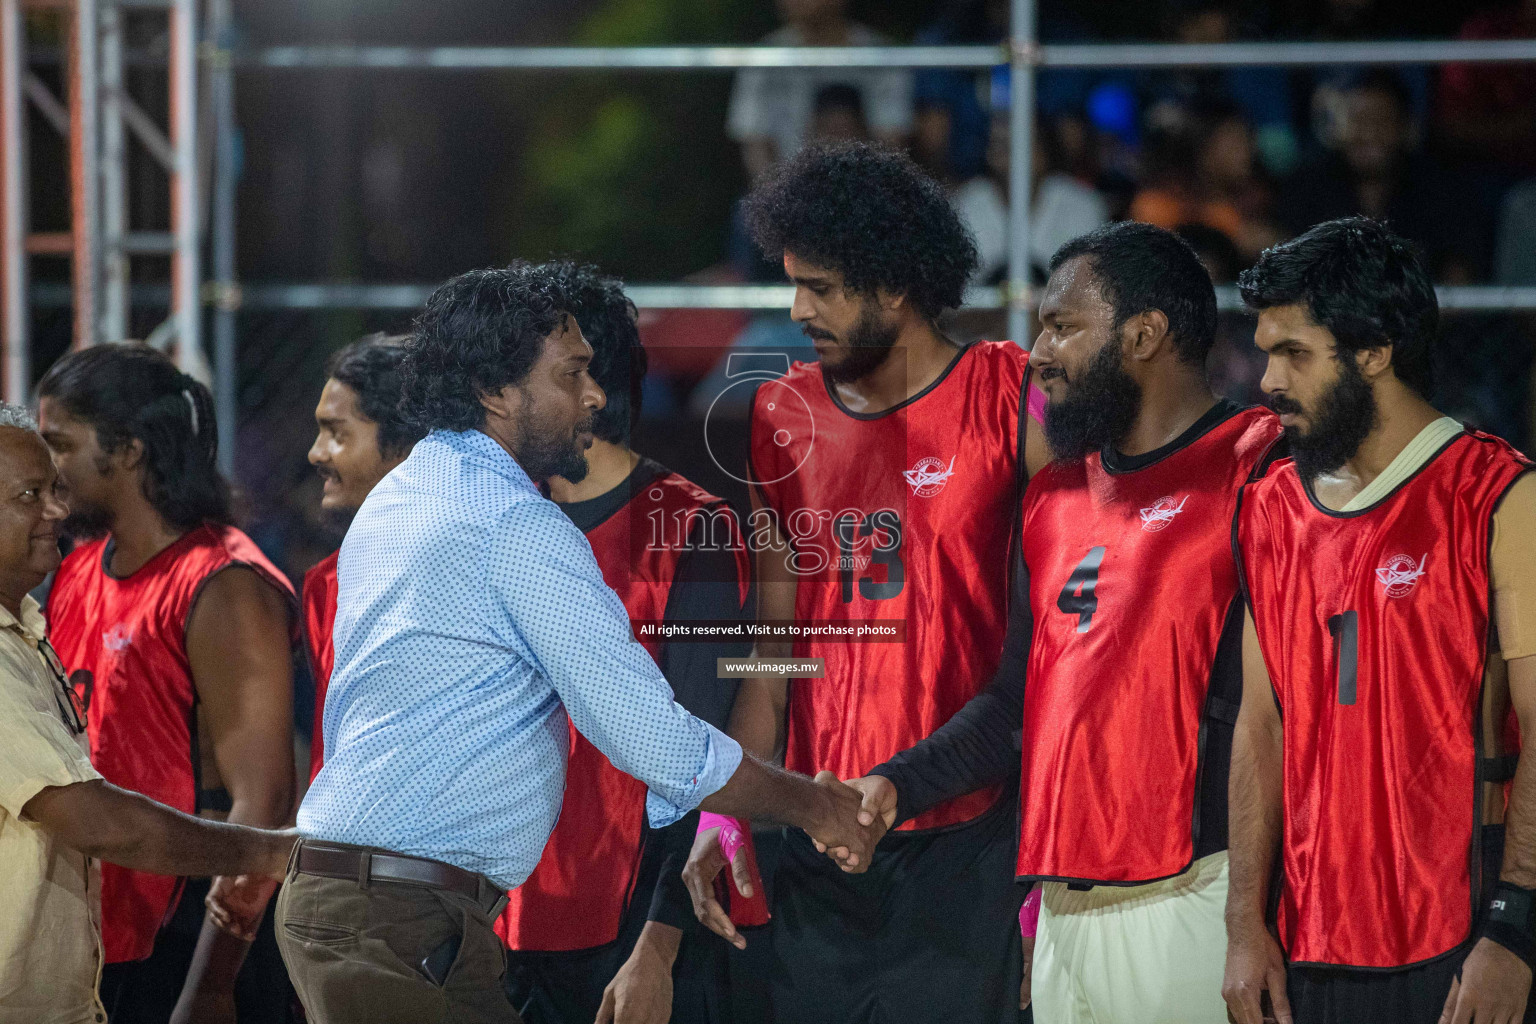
[{"x1": 39, "y1": 638, "x2": 90, "y2": 735}]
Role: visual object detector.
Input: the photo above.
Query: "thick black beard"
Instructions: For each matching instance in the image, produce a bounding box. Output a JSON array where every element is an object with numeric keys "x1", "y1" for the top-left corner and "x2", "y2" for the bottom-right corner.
[
  {"x1": 1041, "y1": 339, "x2": 1142, "y2": 462},
  {"x1": 62, "y1": 504, "x2": 113, "y2": 542},
  {"x1": 819, "y1": 305, "x2": 901, "y2": 386},
  {"x1": 514, "y1": 400, "x2": 592, "y2": 484},
  {"x1": 1275, "y1": 357, "x2": 1378, "y2": 482}
]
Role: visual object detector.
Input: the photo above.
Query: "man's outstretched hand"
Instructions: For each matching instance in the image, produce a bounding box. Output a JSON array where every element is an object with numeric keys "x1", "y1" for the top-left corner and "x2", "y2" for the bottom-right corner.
[
  {"x1": 1438, "y1": 937, "x2": 1532, "y2": 1024},
  {"x1": 810, "y1": 774, "x2": 898, "y2": 869}
]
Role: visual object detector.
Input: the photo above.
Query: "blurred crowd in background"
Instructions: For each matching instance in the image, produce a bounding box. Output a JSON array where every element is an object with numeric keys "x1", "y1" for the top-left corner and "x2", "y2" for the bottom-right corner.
[
  {"x1": 704, "y1": 0, "x2": 1536, "y2": 445},
  {"x1": 26, "y1": 0, "x2": 1535, "y2": 661}
]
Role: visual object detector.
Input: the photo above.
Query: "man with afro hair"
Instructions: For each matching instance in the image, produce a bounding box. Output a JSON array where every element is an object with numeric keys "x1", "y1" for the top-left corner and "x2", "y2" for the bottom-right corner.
[{"x1": 682, "y1": 141, "x2": 1048, "y2": 1024}]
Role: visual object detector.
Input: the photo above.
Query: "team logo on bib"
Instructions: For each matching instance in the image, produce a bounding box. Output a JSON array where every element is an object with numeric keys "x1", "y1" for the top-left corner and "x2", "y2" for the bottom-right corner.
[
  {"x1": 1375, "y1": 553, "x2": 1427, "y2": 598},
  {"x1": 903, "y1": 455, "x2": 956, "y2": 497},
  {"x1": 1138, "y1": 495, "x2": 1188, "y2": 532},
  {"x1": 103, "y1": 623, "x2": 135, "y2": 652}
]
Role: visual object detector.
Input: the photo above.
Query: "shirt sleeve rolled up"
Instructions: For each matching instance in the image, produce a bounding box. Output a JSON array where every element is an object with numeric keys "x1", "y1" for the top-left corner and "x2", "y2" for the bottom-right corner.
[{"x1": 492, "y1": 500, "x2": 743, "y2": 827}]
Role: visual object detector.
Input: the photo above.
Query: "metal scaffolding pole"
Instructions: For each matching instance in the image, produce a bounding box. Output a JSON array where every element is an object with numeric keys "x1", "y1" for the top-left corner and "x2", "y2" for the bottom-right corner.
[
  {"x1": 215, "y1": 282, "x2": 1536, "y2": 314},
  {"x1": 1037, "y1": 38, "x2": 1536, "y2": 68},
  {"x1": 168, "y1": 0, "x2": 203, "y2": 378},
  {"x1": 1006, "y1": 0, "x2": 1035, "y2": 348},
  {"x1": 208, "y1": 0, "x2": 236, "y2": 471},
  {"x1": 68, "y1": 0, "x2": 101, "y2": 351},
  {"x1": 98, "y1": 0, "x2": 127, "y2": 342},
  {"x1": 0, "y1": 0, "x2": 26, "y2": 403},
  {"x1": 241, "y1": 38, "x2": 1536, "y2": 70},
  {"x1": 247, "y1": 44, "x2": 1005, "y2": 70}
]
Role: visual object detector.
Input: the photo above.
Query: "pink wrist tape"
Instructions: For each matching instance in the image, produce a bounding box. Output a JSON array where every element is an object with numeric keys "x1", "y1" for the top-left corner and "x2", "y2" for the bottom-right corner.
[
  {"x1": 1020, "y1": 887, "x2": 1042, "y2": 938},
  {"x1": 698, "y1": 812, "x2": 747, "y2": 863}
]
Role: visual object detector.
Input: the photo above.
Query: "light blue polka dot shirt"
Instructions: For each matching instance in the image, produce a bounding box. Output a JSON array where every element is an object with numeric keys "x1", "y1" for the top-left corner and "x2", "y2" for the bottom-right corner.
[{"x1": 298, "y1": 429, "x2": 744, "y2": 889}]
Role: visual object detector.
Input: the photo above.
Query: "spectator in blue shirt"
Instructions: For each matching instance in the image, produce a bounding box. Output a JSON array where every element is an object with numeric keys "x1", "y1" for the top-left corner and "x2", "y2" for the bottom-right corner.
[{"x1": 276, "y1": 262, "x2": 880, "y2": 1024}]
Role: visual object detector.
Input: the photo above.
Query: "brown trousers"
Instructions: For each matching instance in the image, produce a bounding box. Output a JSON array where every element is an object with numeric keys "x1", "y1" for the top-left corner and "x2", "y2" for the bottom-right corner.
[{"x1": 274, "y1": 849, "x2": 522, "y2": 1024}]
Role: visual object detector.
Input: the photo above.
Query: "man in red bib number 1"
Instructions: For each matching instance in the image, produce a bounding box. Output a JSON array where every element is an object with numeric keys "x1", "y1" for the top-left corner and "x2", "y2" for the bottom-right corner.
[{"x1": 1227, "y1": 218, "x2": 1536, "y2": 1024}]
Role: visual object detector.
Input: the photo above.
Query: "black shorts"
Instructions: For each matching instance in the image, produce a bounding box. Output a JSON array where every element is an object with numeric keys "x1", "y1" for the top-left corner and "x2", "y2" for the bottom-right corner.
[
  {"x1": 768, "y1": 796, "x2": 1026, "y2": 1024},
  {"x1": 1287, "y1": 955, "x2": 1536, "y2": 1024},
  {"x1": 1287, "y1": 825, "x2": 1535, "y2": 1024}
]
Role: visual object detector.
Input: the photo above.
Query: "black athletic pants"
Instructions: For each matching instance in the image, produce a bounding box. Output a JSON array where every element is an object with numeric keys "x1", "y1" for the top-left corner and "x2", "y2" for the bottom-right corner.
[{"x1": 768, "y1": 797, "x2": 1027, "y2": 1024}]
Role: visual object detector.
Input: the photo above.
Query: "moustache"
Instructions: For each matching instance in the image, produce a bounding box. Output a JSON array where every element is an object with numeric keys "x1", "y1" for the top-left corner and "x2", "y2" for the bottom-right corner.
[
  {"x1": 802, "y1": 326, "x2": 836, "y2": 343},
  {"x1": 315, "y1": 466, "x2": 340, "y2": 482},
  {"x1": 1039, "y1": 366, "x2": 1067, "y2": 382},
  {"x1": 575, "y1": 416, "x2": 595, "y2": 437},
  {"x1": 1270, "y1": 396, "x2": 1303, "y2": 416}
]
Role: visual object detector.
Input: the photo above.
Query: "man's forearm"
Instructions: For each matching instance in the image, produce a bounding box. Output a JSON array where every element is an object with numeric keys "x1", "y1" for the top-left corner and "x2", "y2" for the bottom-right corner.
[
  {"x1": 869, "y1": 553, "x2": 1030, "y2": 824},
  {"x1": 97, "y1": 787, "x2": 289, "y2": 877},
  {"x1": 1226, "y1": 720, "x2": 1283, "y2": 929},
  {"x1": 649, "y1": 813, "x2": 705, "y2": 931},
  {"x1": 868, "y1": 664, "x2": 1024, "y2": 825},
  {"x1": 179, "y1": 790, "x2": 293, "y2": 994},
  {"x1": 223, "y1": 786, "x2": 294, "y2": 831},
  {"x1": 699, "y1": 751, "x2": 826, "y2": 833}
]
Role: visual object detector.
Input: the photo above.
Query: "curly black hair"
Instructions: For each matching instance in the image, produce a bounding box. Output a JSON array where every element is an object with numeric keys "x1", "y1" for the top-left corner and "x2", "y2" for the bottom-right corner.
[
  {"x1": 743, "y1": 141, "x2": 978, "y2": 321},
  {"x1": 1051, "y1": 221, "x2": 1219, "y2": 366},
  {"x1": 401, "y1": 263, "x2": 572, "y2": 433},
  {"x1": 326, "y1": 333, "x2": 428, "y2": 458},
  {"x1": 37, "y1": 343, "x2": 231, "y2": 529},
  {"x1": 541, "y1": 262, "x2": 645, "y2": 445},
  {"x1": 1238, "y1": 217, "x2": 1437, "y2": 399}
]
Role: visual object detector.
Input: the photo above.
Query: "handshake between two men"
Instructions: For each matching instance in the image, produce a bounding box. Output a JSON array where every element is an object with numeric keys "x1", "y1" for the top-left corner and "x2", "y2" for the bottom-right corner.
[{"x1": 681, "y1": 772, "x2": 899, "y2": 948}]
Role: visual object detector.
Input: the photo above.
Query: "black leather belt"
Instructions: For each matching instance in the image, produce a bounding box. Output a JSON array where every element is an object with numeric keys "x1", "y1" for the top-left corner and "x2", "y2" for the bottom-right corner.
[{"x1": 295, "y1": 840, "x2": 508, "y2": 918}]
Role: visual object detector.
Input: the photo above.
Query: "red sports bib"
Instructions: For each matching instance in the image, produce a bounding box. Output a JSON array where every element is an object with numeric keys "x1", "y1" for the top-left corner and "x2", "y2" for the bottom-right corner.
[
  {"x1": 1240, "y1": 430, "x2": 1530, "y2": 968},
  {"x1": 49, "y1": 524, "x2": 294, "y2": 963},
  {"x1": 302, "y1": 550, "x2": 338, "y2": 783},
  {"x1": 751, "y1": 342, "x2": 1027, "y2": 831},
  {"x1": 1017, "y1": 406, "x2": 1281, "y2": 884}
]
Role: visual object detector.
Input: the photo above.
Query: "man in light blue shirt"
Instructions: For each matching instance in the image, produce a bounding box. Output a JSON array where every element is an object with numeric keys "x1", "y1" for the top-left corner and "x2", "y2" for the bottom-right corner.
[{"x1": 275, "y1": 263, "x2": 878, "y2": 1024}]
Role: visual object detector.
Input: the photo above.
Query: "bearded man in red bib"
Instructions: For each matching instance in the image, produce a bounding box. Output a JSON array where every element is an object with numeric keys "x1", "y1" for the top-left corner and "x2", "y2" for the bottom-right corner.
[
  {"x1": 682, "y1": 142, "x2": 1049, "y2": 1024},
  {"x1": 1226, "y1": 218, "x2": 1536, "y2": 1024},
  {"x1": 847, "y1": 222, "x2": 1284, "y2": 1023}
]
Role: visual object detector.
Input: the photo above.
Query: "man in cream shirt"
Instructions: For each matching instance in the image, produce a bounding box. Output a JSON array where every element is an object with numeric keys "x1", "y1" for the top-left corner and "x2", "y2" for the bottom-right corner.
[{"x1": 0, "y1": 404, "x2": 295, "y2": 1024}]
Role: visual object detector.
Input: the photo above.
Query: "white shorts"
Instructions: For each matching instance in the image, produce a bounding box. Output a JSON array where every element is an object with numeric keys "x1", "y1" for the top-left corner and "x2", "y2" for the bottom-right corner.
[{"x1": 1031, "y1": 851, "x2": 1229, "y2": 1024}]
